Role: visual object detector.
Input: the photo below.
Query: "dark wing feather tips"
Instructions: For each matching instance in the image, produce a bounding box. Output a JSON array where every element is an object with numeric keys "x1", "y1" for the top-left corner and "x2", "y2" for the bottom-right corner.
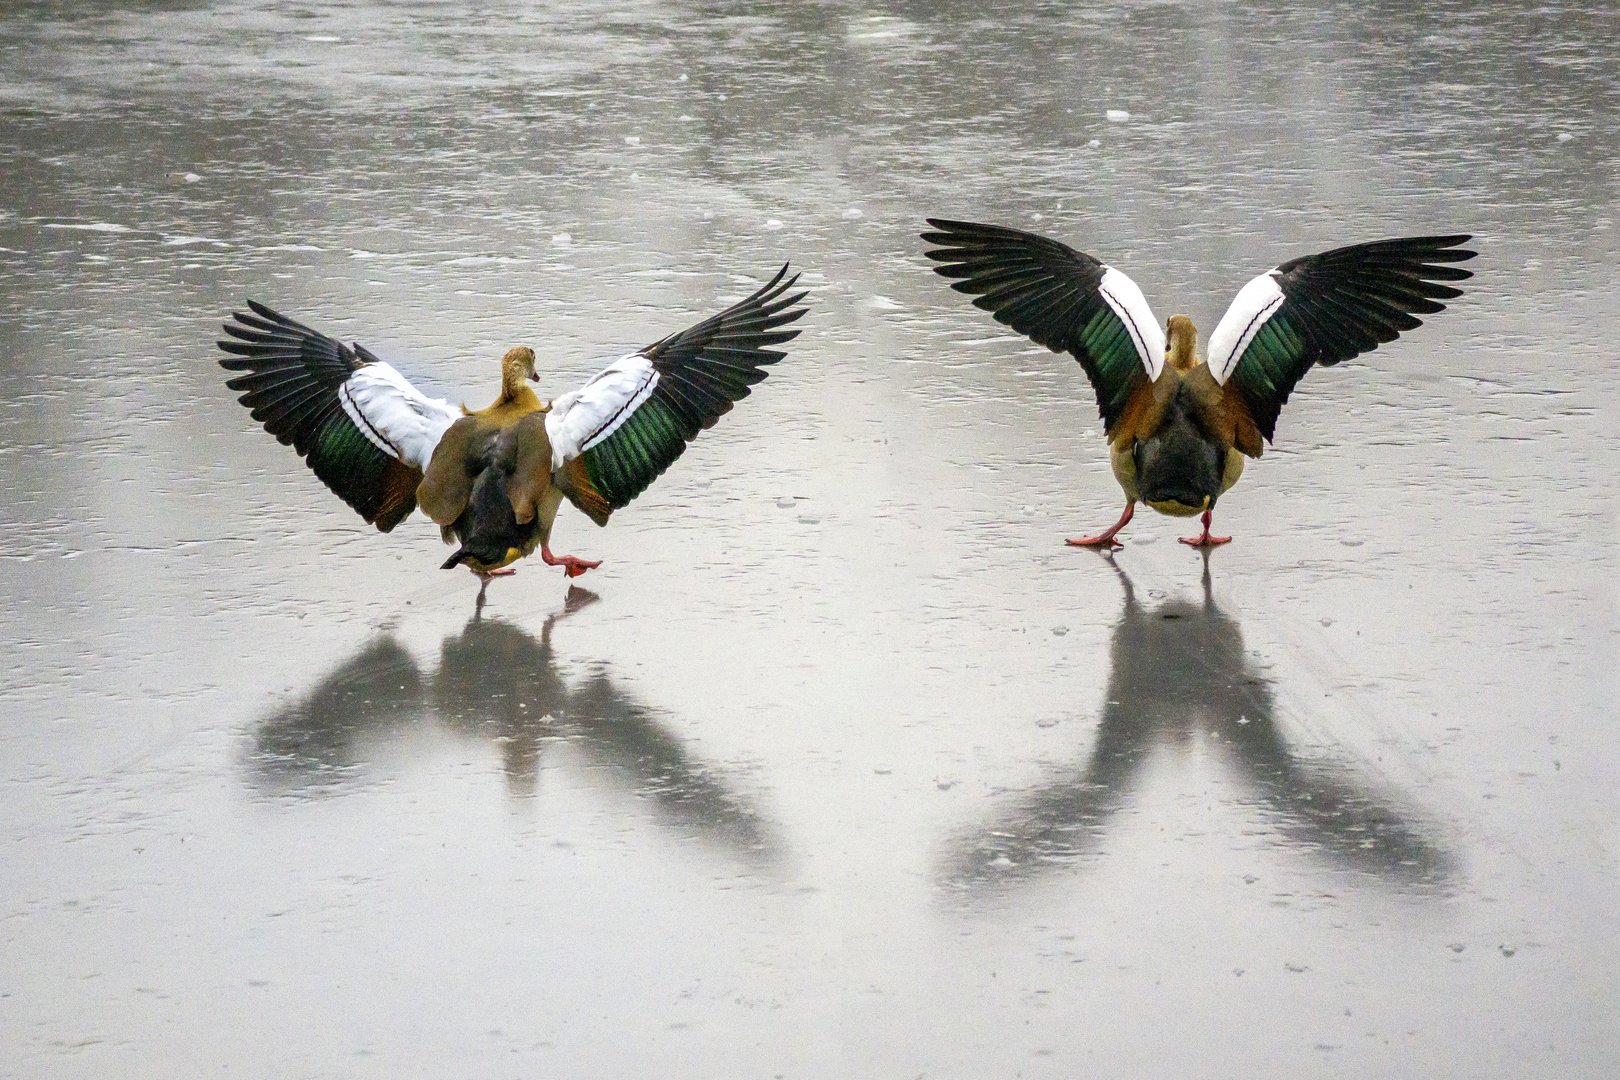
[
  {"x1": 218, "y1": 302, "x2": 420, "y2": 532},
  {"x1": 1222, "y1": 235, "x2": 1476, "y2": 441},
  {"x1": 571, "y1": 265, "x2": 808, "y2": 515},
  {"x1": 920, "y1": 218, "x2": 1153, "y2": 434}
]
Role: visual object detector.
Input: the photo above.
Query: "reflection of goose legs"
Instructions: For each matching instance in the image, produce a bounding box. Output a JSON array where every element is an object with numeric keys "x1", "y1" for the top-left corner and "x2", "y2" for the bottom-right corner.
[
  {"x1": 440, "y1": 587, "x2": 599, "y2": 797},
  {"x1": 1104, "y1": 548, "x2": 1135, "y2": 603},
  {"x1": 542, "y1": 586, "x2": 600, "y2": 643},
  {"x1": 472, "y1": 569, "x2": 516, "y2": 612}
]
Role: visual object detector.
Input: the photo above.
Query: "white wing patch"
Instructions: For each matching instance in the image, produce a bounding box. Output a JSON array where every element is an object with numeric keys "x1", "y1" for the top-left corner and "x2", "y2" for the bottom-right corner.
[
  {"x1": 1207, "y1": 270, "x2": 1285, "y2": 385},
  {"x1": 1097, "y1": 266, "x2": 1166, "y2": 380},
  {"x1": 544, "y1": 351, "x2": 660, "y2": 469},
  {"x1": 337, "y1": 362, "x2": 459, "y2": 471}
]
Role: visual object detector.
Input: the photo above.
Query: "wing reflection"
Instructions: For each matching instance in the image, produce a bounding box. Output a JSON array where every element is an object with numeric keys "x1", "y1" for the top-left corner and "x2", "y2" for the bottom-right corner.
[
  {"x1": 943, "y1": 559, "x2": 1456, "y2": 901},
  {"x1": 249, "y1": 588, "x2": 780, "y2": 867},
  {"x1": 252, "y1": 637, "x2": 430, "y2": 792}
]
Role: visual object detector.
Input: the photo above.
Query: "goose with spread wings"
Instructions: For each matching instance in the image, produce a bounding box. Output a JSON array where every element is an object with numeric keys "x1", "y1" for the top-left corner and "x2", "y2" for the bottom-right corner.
[
  {"x1": 218, "y1": 265, "x2": 808, "y2": 584},
  {"x1": 922, "y1": 220, "x2": 1475, "y2": 547}
]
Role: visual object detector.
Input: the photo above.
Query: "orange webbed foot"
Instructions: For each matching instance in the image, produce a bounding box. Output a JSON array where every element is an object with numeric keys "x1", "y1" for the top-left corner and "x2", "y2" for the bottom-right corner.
[
  {"x1": 1178, "y1": 510, "x2": 1231, "y2": 548},
  {"x1": 1067, "y1": 533, "x2": 1124, "y2": 549},
  {"x1": 1066, "y1": 501, "x2": 1134, "y2": 550},
  {"x1": 541, "y1": 545, "x2": 601, "y2": 578}
]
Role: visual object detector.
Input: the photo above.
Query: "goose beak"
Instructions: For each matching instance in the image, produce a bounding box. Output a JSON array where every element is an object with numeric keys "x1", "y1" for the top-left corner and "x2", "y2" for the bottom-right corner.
[{"x1": 528, "y1": 371, "x2": 540, "y2": 381}]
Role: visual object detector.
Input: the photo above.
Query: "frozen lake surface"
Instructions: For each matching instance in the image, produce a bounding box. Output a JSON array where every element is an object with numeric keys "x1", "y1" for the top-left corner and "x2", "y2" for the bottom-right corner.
[{"x1": 1, "y1": 1, "x2": 1616, "y2": 1076}]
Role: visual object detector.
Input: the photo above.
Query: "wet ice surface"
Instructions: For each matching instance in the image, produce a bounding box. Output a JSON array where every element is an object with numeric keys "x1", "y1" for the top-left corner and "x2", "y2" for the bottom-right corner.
[{"x1": 1, "y1": 0, "x2": 1617, "y2": 1075}]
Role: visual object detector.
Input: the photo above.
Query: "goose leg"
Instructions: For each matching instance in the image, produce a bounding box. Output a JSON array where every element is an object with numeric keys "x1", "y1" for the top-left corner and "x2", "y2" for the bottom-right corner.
[
  {"x1": 472, "y1": 566, "x2": 517, "y2": 579},
  {"x1": 1067, "y1": 501, "x2": 1135, "y2": 549},
  {"x1": 1178, "y1": 509, "x2": 1231, "y2": 548},
  {"x1": 541, "y1": 545, "x2": 601, "y2": 579}
]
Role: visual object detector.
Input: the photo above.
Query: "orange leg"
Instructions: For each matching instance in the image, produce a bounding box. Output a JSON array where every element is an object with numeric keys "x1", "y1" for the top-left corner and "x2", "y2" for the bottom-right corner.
[
  {"x1": 1178, "y1": 509, "x2": 1232, "y2": 548},
  {"x1": 542, "y1": 544, "x2": 601, "y2": 578},
  {"x1": 1067, "y1": 501, "x2": 1135, "y2": 549}
]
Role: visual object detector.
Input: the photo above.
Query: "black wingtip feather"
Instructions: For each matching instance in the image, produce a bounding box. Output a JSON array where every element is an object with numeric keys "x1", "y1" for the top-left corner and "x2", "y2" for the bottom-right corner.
[
  {"x1": 1229, "y1": 234, "x2": 1478, "y2": 439},
  {"x1": 570, "y1": 264, "x2": 810, "y2": 517},
  {"x1": 216, "y1": 301, "x2": 418, "y2": 531},
  {"x1": 920, "y1": 218, "x2": 1154, "y2": 434}
]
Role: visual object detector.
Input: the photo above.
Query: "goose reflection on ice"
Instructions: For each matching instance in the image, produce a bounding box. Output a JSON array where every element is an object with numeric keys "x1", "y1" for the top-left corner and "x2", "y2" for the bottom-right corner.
[
  {"x1": 249, "y1": 588, "x2": 779, "y2": 867},
  {"x1": 943, "y1": 559, "x2": 1456, "y2": 903}
]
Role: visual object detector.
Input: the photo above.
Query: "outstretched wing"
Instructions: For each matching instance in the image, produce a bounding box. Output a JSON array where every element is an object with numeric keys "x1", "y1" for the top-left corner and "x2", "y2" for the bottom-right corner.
[
  {"x1": 921, "y1": 218, "x2": 1165, "y2": 436},
  {"x1": 218, "y1": 301, "x2": 460, "y2": 532},
  {"x1": 546, "y1": 265, "x2": 808, "y2": 525},
  {"x1": 1206, "y1": 235, "x2": 1476, "y2": 445}
]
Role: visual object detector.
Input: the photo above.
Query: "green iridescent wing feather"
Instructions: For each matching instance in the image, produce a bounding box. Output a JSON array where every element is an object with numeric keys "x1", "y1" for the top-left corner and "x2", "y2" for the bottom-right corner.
[{"x1": 576, "y1": 396, "x2": 692, "y2": 509}]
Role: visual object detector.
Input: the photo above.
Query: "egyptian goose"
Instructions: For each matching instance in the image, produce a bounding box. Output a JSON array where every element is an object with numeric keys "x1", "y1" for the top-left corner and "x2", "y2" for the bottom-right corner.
[
  {"x1": 921, "y1": 220, "x2": 1475, "y2": 547},
  {"x1": 218, "y1": 266, "x2": 807, "y2": 583}
]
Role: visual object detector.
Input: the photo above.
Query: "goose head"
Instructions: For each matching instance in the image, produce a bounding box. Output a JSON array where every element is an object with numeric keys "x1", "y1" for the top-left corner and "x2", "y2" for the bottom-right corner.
[
  {"x1": 1165, "y1": 314, "x2": 1198, "y2": 372},
  {"x1": 499, "y1": 346, "x2": 539, "y2": 400}
]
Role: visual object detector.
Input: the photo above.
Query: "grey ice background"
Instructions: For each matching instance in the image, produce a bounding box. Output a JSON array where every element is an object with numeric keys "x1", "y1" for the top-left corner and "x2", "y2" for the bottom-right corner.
[{"x1": 1, "y1": 1, "x2": 1616, "y2": 1077}]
